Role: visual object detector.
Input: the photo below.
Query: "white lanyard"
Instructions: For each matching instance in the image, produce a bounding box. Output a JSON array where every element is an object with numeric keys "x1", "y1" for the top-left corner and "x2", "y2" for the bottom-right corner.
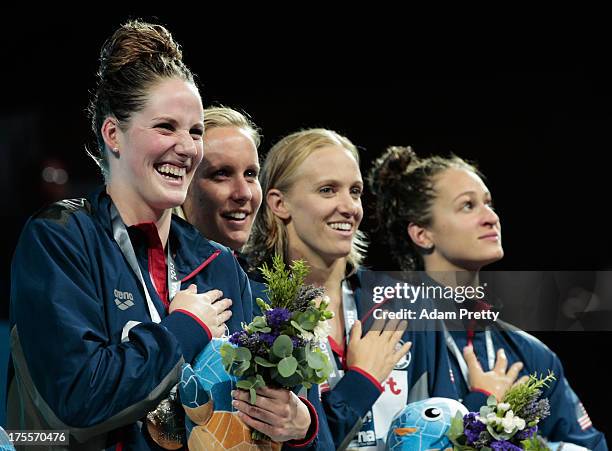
[
  {"x1": 442, "y1": 323, "x2": 495, "y2": 389},
  {"x1": 322, "y1": 280, "x2": 358, "y2": 389},
  {"x1": 110, "y1": 203, "x2": 179, "y2": 324}
]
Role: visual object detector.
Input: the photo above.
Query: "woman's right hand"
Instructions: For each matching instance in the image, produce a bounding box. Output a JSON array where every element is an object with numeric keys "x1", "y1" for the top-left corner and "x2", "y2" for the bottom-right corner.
[
  {"x1": 463, "y1": 346, "x2": 528, "y2": 401},
  {"x1": 345, "y1": 319, "x2": 412, "y2": 383},
  {"x1": 169, "y1": 285, "x2": 233, "y2": 337}
]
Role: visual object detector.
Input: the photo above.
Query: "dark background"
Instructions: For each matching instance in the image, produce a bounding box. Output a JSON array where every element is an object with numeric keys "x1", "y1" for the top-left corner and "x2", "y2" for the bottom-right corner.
[{"x1": 2, "y1": 15, "x2": 611, "y2": 436}]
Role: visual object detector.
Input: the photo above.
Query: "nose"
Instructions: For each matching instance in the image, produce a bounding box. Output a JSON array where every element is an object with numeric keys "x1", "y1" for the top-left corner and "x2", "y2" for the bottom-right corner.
[
  {"x1": 337, "y1": 190, "x2": 361, "y2": 218},
  {"x1": 174, "y1": 130, "x2": 199, "y2": 160},
  {"x1": 481, "y1": 204, "x2": 500, "y2": 228},
  {"x1": 230, "y1": 176, "x2": 253, "y2": 204}
]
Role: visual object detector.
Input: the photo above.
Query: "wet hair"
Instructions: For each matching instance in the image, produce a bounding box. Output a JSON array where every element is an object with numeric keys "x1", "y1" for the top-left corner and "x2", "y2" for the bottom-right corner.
[
  {"x1": 368, "y1": 146, "x2": 479, "y2": 270},
  {"x1": 246, "y1": 128, "x2": 367, "y2": 271},
  {"x1": 87, "y1": 20, "x2": 197, "y2": 179},
  {"x1": 203, "y1": 106, "x2": 261, "y2": 148}
]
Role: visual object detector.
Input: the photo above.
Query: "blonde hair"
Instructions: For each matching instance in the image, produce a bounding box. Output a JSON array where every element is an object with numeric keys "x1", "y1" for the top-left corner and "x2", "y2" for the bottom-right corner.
[
  {"x1": 203, "y1": 106, "x2": 260, "y2": 148},
  {"x1": 246, "y1": 128, "x2": 367, "y2": 270}
]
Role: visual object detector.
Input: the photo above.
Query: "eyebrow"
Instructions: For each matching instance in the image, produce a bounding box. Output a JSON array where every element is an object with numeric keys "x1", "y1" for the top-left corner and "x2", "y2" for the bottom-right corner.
[
  {"x1": 452, "y1": 190, "x2": 491, "y2": 202},
  {"x1": 312, "y1": 178, "x2": 363, "y2": 185},
  {"x1": 152, "y1": 116, "x2": 204, "y2": 128}
]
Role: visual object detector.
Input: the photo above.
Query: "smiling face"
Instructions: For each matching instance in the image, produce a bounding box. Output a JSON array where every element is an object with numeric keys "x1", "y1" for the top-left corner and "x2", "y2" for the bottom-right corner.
[
  {"x1": 280, "y1": 145, "x2": 364, "y2": 267},
  {"x1": 423, "y1": 168, "x2": 503, "y2": 271},
  {"x1": 108, "y1": 77, "x2": 204, "y2": 218},
  {"x1": 184, "y1": 126, "x2": 262, "y2": 250}
]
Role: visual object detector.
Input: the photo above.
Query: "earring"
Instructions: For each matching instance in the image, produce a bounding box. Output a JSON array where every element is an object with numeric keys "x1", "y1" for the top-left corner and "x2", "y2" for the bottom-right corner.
[{"x1": 113, "y1": 147, "x2": 119, "y2": 153}]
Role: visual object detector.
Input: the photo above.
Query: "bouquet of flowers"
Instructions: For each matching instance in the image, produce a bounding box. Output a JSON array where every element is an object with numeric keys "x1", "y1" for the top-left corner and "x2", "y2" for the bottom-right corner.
[
  {"x1": 220, "y1": 255, "x2": 334, "y2": 439},
  {"x1": 447, "y1": 372, "x2": 556, "y2": 451}
]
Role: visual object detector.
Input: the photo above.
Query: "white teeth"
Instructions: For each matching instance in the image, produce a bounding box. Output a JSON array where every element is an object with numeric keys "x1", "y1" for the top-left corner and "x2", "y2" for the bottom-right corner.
[
  {"x1": 156, "y1": 164, "x2": 186, "y2": 177},
  {"x1": 329, "y1": 222, "x2": 352, "y2": 231},
  {"x1": 225, "y1": 212, "x2": 247, "y2": 220}
]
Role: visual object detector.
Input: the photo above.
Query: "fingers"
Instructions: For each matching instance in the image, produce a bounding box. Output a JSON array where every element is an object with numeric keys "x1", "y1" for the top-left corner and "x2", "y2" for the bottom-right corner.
[
  {"x1": 235, "y1": 408, "x2": 275, "y2": 436},
  {"x1": 350, "y1": 319, "x2": 363, "y2": 343},
  {"x1": 393, "y1": 340, "x2": 412, "y2": 362},
  {"x1": 390, "y1": 320, "x2": 408, "y2": 345},
  {"x1": 381, "y1": 318, "x2": 400, "y2": 338},
  {"x1": 213, "y1": 297, "x2": 233, "y2": 313},
  {"x1": 505, "y1": 360, "x2": 524, "y2": 382},
  {"x1": 493, "y1": 348, "x2": 508, "y2": 374},
  {"x1": 202, "y1": 289, "x2": 224, "y2": 303},
  {"x1": 512, "y1": 375, "x2": 529, "y2": 387},
  {"x1": 232, "y1": 395, "x2": 280, "y2": 425},
  {"x1": 254, "y1": 386, "x2": 290, "y2": 401},
  {"x1": 463, "y1": 345, "x2": 483, "y2": 373},
  {"x1": 187, "y1": 284, "x2": 197, "y2": 293}
]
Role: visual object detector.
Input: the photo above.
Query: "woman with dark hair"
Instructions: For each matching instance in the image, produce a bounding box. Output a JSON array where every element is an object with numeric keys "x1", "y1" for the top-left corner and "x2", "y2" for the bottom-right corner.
[
  {"x1": 7, "y1": 22, "x2": 310, "y2": 450},
  {"x1": 369, "y1": 146, "x2": 607, "y2": 450}
]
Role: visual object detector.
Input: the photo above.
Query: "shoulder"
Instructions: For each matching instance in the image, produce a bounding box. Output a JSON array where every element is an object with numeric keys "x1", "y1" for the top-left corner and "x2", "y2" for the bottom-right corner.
[{"x1": 31, "y1": 198, "x2": 92, "y2": 227}]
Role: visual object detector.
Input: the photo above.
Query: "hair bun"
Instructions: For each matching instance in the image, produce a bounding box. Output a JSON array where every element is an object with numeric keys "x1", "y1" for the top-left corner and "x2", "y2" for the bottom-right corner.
[
  {"x1": 368, "y1": 145, "x2": 418, "y2": 195},
  {"x1": 99, "y1": 20, "x2": 183, "y2": 77}
]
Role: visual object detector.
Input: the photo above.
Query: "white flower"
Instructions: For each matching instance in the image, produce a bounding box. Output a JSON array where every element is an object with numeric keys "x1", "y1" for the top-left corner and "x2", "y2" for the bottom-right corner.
[
  {"x1": 497, "y1": 402, "x2": 511, "y2": 412},
  {"x1": 514, "y1": 417, "x2": 526, "y2": 430},
  {"x1": 300, "y1": 330, "x2": 314, "y2": 341},
  {"x1": 485, "y1": 413, "x2": 498, "y2": 425},
  {"x1": 313, "y1": 320, "x2": 332, "y2": 342}
]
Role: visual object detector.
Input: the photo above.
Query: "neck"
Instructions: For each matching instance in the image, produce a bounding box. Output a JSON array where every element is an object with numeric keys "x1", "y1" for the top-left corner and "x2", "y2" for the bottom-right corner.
[
  {"x1": 424, "y1": 254, "x2": 482, "y2": 288},
  {"x1": 288, "y1": 248, "x2": 347, "y2": 308},
  {"x1": 107, "y1": 185, "x2": 172, "y2": 247}
]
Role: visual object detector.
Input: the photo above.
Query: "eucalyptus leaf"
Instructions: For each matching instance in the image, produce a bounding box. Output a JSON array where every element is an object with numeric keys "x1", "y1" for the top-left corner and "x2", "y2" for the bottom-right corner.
[
  {"x1": 236, "y1": 380, "x2": 252, "y2": 390},
  {"x1": 254, "y1": 356, "x2": 276, "y2": 367},
  {"x1": 272, "y1": 335, "x2": 293, "y2": 358},
  {"x1": 306, "y1": 350, "x2": 325, "y2": 370},
  {"x1": 278, "y1": 356, "x2": 298, "y2": 377},
  {"x1": 235, "y1": 347, "x2": 252, "y2": 362}
]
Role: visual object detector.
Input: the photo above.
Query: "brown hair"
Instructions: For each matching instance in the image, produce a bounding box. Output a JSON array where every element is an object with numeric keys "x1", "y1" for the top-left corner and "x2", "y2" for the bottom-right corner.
[
  {"x1": 368, "y1": 146, "x2": 479, "y2": 270},
  {"x1": 87, "y1": 20, "x2": 197, "y2": 178}
]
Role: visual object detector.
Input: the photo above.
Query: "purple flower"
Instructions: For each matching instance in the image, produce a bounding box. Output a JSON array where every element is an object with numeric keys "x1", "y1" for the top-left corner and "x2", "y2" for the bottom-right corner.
[
  {"x1": 265, "y1": 308, "x2": 292, "y2": 328},
  {"x1": 463, "y1": 412, "x2": 486, "y2": 444},
  {"x1": 291, "y1": 336, "x2": 306, "y2": 348},
  {"x1": 515, "y1": 425, "x2": 538, "y2": 440},
  {"x1": 259, "y1": 332, "x2": 279, "y2": 346},
  {"x1": 489, "y1": 440, "x2": 523, "y2": 451},
  {"x1": 229, "y1": 330, "x2": 247, "y2": 345}
]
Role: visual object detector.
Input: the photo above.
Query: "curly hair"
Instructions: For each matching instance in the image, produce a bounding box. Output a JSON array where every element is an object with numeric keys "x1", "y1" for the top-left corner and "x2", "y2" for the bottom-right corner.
[{"x1": 368, "y1": 146, "x2": 479, "y2": 270}]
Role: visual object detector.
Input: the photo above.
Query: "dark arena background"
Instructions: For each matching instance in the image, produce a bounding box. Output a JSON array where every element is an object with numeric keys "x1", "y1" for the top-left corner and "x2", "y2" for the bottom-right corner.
[{"x1": 2, "y1": 15, "x2": 611, "y2": 437}]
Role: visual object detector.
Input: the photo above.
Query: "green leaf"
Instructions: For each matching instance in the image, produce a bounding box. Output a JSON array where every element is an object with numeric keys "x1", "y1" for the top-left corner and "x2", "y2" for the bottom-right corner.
[
  {"x1": 254, "y1": 356, "x2": 276, "y2": 367},
  {"x1": 235, "y1": 347, "x2": 252, "y2": 362},
  {"x1": 256, "y1": 297, "x2": 271, "y2": 312},
  {"x1": 234, "y1": 360, "x2": 251, "y2": 376},
  {"x1": 486, "y1": 395, "x2": 497, "y2": 407},
  {"x1": 306, "y1": 349, "x2": 325, "y2": 370},
  {"x1": 220, "y1": 344, "x2": 236, "y2": 368},
  {"x1": 446, "y1": 412, "x2": 465, "y2": 440},
  {"x1": 291, "y1": 320, "x2": 309, "y2": 336},
  {"x1": 272, "y1": 335, "x2": 293, "y2": 358},
  {"x1": 278, "y1": 356, "x2": 298, "y2": 377},
  {"x1": 236, "y1": 380, "x2": 252, "y2": 390},
  {"x1": 249, "y1": 387, "x2": 257, "y2": 404}
]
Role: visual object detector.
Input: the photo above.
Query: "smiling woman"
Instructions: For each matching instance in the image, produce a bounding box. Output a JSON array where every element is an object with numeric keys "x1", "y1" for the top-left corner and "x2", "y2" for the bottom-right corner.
[
  {"x1": 182, "y1": 106, "x2": 262, "y2": 251},
  {"x1": 6, "y1": 21, "x2": 260, "y2": 451},
  {"x1": 244, "y1": 129, "x2": 412, "y2": 449}
]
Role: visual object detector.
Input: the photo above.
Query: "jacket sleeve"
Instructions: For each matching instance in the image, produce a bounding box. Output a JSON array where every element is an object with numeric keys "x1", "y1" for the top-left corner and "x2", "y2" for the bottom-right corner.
[
  {"x1": 320, "y1": 366, "x2": 383, "y2": 448},
  {"x1": 10, "y1": 215, "x2": 210, "y2": 442},
  {"x1": 523, "y1": 335, "x2": 608, "y2": 451}
]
